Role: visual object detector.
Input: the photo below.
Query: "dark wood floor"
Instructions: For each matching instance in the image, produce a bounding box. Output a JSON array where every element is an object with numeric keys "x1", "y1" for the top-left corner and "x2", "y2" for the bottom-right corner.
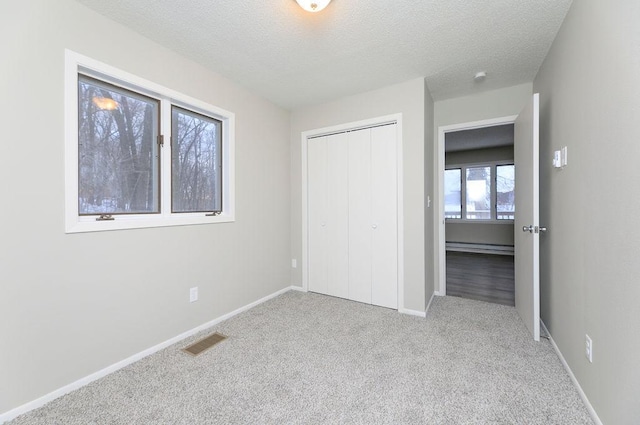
[{"x1": 446, "y1": 251, "x2": 515, "y2": 306}]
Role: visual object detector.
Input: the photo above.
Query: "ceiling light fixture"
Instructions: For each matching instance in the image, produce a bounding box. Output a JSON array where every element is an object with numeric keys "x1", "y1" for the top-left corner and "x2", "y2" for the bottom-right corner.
[
  {"x1": 295, "y1": 0, "x2": 332, "y2": 13},
  {"x1": 474, "y1": 71, "x2": 487, "y2": 83}
]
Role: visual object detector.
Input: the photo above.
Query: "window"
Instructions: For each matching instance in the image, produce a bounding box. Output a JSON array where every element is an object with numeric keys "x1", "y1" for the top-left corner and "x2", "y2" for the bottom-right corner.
[
  {"x1": 445, "y1": 162, "x2": 514, "y2": 222},
  {"x1": 78, "y1": 76, "x2": 161, "y2": 215},
  {"x1": 496, "y1": 164, "x2": 515, "y2": 220},
  {"x1": 465, "y1": 166, "x2": 491, "y2": 219},
  {"x1": 171, "y1": 106, "x2": 222, "y2": 213},
  {"x1": 65, "y1": 50, "x2": 235, "y2": 233},
  {"x1": 444, "y1": 169, "x2": 461, "y2": 219}
]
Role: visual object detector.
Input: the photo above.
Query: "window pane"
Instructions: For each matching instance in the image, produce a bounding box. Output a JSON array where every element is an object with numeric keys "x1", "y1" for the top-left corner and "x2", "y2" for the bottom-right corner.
[
  {"x1": 497, "y1": 164, "x2": 515, "y2": 220},
  {"x1": 78, "y1": 76, "x2": 159, "y2": 215},
  {"x1": 466, "y1": 166, "x2": 491, "y2": 219},
  {"x1": 444, "y1": 169, "x2": 461, "y2": 219},
  {"x1": 172, "y1": 106, "x2": 222, "y2": 213}
]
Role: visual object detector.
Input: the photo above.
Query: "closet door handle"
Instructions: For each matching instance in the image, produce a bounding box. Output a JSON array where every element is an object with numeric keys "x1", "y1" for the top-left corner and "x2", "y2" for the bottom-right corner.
[{"x1": 372, "y1": 224, "x2": 378, "y2": 229}]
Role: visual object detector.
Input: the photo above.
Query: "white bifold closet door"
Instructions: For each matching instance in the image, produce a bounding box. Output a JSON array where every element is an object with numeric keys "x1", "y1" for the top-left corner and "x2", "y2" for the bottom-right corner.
[
  {"x1": 308, "y1": 124, "x2": 397, "y2": 309},
  {"x1": 370, "y1": 125, "x2": 398, "y2": 308},
  {"x1": 308, "y1": 133, "x2": 349, "y2": 299}
]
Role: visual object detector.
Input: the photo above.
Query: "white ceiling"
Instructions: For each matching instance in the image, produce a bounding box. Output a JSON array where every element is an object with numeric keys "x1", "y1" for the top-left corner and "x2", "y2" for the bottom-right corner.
[{"x1": 75, "y1": 0, "x2": 573, "y2": 110}]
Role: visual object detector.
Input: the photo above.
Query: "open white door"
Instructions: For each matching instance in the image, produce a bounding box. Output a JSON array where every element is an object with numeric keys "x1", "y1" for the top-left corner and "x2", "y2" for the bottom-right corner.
[{"x1": 514, "y1": 93, "x2": 541, "y2": 341}]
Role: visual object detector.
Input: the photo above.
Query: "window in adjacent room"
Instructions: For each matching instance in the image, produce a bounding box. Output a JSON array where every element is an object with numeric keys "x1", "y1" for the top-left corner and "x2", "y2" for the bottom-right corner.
[
  {"x1": 465, "y1": 166, "x2": 491, "y2": 220},
  {"x1": 445, "y1": 162, "x2": 514, "y2": 222},
  {"x1": 444, "y1": 168, "x2": 462, "y2": 219},
  {"x1": 496, "y1": 164, "x2": 515, "y2": 220}
]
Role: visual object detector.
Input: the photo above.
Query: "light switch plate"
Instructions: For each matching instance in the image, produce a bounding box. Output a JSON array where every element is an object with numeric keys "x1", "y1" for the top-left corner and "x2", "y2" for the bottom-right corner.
[
  {"x1": 585, "y1": 334, "x2": 593, "y2": 363},
  {"x1": 553, "y1": 150, "x2": 562, "y2": 168}
]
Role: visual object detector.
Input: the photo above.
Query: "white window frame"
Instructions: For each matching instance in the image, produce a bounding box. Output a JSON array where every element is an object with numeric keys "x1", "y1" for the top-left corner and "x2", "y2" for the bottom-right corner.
[
  {"x1": 64, "y1": 50, "x2": 235, "y2": 233},
  {"x1": 445, "y1": 160, "x2": 514, "y2": 224}
]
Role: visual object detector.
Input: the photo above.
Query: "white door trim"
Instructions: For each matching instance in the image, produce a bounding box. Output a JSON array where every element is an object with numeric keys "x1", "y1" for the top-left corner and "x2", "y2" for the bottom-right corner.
[
  {"x1": 435, "y1": 115, "x2": 518, "y2": 296},
  {"x1": 301, "y1": 114, "x2": 404, "y2": 311}
]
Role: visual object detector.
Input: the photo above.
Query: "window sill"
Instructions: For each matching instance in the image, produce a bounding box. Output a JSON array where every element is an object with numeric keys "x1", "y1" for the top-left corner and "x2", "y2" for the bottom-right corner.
[
  {"x1": 445, "y1": 219, "x2": 514, "y2": 225},
  {"x1": 65, "y1": 212, "x2": 235, "y2": 234}
]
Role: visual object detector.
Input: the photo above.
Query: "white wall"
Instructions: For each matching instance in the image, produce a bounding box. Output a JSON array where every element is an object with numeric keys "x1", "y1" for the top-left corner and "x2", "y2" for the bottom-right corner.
[
  {"x1": 290, "y1": 78, "x2": 429, "y2": 312},
  {"x1": 424, "y1": 85, "x2": 435, "y2": 306},
  {"x1": 0, "y1": 0, "x2": 291, "y2": 415},
  {"x1": 534, "y1": 0, "x2": 640, "y2": 423},
  {"x1": 431, "y1": 84, "x2": 532, "y2": 292}
]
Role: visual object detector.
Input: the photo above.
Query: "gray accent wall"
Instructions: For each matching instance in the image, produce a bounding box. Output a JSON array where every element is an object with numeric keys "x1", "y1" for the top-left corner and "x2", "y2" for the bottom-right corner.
[
  {"x1": 432, "y1": 84, "x2": 532, "y2": 292},
  {"x1": 1, "y1": 0, "x2": 291, "y2": 415},
  {"x1": 424, "y1": 83, "x2": 435, "y2": 306},
  {"x1": 446, "y1": 223, "x2": 514, "y2": 246},
  {"x1": 289, "y1": 78, "x2": 431, "y2": 313},
  {"x1": 533, "y1": 0, "x2": 640, "y2": 423}
]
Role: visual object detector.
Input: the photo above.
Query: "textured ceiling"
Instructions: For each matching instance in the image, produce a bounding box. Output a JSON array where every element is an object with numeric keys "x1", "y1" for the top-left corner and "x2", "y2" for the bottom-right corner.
[{"x1": 75, "y1": 0, "x2": 573, "y2": 110}]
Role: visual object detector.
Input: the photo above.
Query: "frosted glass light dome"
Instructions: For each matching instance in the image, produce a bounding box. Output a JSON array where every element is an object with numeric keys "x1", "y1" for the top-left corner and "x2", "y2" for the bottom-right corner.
[{"x1": 295, "y1": 0, "x2": 332, "y2": 12}]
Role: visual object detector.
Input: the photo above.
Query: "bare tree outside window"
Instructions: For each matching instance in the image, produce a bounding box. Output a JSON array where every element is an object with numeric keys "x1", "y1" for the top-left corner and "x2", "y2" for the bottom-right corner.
[
  {"x1": 77, "y1": 76, "x2": 159, "y2": 215},
  {"x1": 466, "y1": 166, "x2": 491, "y2": 219},
  {"x1": 497, "y1": 164, "x2": 515, "y2": 219},
  {"x1": 66, "y1": 52, "x2": 235, "y2": 233},
  {"x1": 171, "y1": 106, "x2": 222, "y2": 213}
]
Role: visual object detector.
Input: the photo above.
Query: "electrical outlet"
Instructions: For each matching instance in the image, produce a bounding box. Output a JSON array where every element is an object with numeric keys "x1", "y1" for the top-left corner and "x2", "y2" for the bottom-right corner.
[
  {"x1": 585, "y1": 334, "x2": 593, "y2": 363},
  {"x1": 189, "y1": 287, "x2": 198, "y2": 303},
  {"x1": 291, "y1": 259, "x2": 297, "y2": 268}
]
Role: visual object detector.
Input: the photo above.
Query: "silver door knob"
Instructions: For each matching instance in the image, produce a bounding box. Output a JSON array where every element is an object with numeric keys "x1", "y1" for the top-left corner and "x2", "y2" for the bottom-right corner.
[
  {"x1": 539, "y1": 227, "x2": 547, "y2": 233},
  {"x1": 522, "y1": 225, "x2": 534, "y2": 233}
]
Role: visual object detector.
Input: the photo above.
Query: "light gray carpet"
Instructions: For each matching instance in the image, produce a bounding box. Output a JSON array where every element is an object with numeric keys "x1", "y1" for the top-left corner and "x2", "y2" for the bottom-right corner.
[{"x1": 10, "y1": 292, "x2": 593, "y2": 424}]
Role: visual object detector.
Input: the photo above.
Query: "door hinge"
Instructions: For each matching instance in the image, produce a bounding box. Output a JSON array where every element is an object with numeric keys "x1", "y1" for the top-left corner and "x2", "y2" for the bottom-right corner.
[{"x1": 158, "y1": 135, "x2": 165, "y2": 147}]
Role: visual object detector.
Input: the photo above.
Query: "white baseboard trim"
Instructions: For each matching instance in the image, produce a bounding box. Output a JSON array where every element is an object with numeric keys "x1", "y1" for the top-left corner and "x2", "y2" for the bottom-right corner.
[
  {"x1": 289, "y1": 285, "x2": 306, "y2": 292},
  {"x1": 425, "y1": 292, "x2": 436, "y2": 316},
  {"x1": 446, "y1": 242, "x2": 514, "y2": 256},
  {"x1": 540, "y1": 320, "x2": 603, "y2": 425},
  {"x1": 399, "y1": 307, "x2": 426, "y2": 318},
  {"x1": 0, "y1": 285, "x2": 297, "y2": 424}
]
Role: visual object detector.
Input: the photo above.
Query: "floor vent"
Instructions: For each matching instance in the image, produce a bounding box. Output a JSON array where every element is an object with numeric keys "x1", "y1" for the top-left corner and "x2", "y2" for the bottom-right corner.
[{"x1": 182, "y1": 332, "x2": 227, "y2": 356}]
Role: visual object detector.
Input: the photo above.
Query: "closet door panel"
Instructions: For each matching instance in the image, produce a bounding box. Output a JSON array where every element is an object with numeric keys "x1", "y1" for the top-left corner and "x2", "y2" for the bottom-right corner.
[
  {"x1": 371, "y1": 125, "x2": 398, "y2": 309},
  {"x1": 348, "y1": 129, "x2": 373, "y2": 304},
  {"x1": 326, "y1": 133, "x2": 349, "y2": 299},
  {"x1": 307, "y1": 137, "x2": 328, "y2": 295}
]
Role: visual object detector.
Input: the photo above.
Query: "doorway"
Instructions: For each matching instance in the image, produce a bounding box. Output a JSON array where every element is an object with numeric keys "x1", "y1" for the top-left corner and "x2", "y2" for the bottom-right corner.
[{"x1": 435, "y1": 116, "x2": 518, "y2": 305}]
